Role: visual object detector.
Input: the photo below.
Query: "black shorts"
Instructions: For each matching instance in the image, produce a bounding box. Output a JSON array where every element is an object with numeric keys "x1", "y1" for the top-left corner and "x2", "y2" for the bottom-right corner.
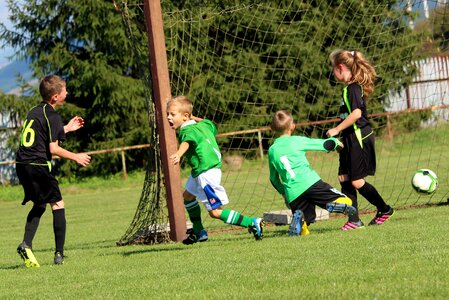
[
  {"x1": 16, "y1": 163, "x2": 62, "y2": 205},
  {"x1": 289, "y1": 180, "x2": 347, "y2": 224},
  {"x1": 339, "y1": 128, "x2": 376, "y2": 180}
]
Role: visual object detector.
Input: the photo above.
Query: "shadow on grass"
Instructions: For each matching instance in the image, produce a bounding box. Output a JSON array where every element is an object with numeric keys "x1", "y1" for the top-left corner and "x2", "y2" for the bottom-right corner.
[
  {"x1": 0, "y1": 264, "x2": 22, "y2": 270},
  {"x1": 121, "y1": 246, "x2": 186, "y2": 256},
  {"x1": 30, "y1": 239, "x2": 121, "y2": 254}
]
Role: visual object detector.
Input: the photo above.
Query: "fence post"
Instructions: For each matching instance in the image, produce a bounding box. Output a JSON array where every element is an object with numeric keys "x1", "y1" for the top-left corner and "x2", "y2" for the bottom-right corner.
[
  {"x1": 257, "y1": 130, "x2": 264, "y2": 160},
  {"x1": 121, "y1": 147, "x2": 127, "y2": 180},
  {"x1": 386, "y1": 113, "x2": 393, "y2": 142}
]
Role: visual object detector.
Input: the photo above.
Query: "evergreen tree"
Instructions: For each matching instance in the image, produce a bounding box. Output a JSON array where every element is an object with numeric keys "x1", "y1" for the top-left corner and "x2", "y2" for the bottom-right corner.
[
  {"x1": 416, "y1": 3, "x2": 449, "y2": 54},
  {"x1": 1, "y1": 0, "x2": 430, "y2": 174},
  {"x1": 0, "y1": 0, "x2": 151, "y2": 177},
  {"x1": 164, "y1": 0, "x2": 425, "y2": 139}
]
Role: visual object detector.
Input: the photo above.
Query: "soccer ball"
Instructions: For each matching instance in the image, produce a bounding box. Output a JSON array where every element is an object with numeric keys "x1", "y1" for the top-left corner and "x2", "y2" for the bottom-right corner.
[{"x1": 411, "y1": 169, "x2": 438, "y2": 194}]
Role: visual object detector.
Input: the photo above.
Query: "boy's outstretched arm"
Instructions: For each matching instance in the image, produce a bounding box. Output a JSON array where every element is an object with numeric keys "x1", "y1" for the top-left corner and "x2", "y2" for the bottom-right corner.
[
  {"x1": 323, "y1": 138, "x2": 344, "y2": 152},
  {"x1": 50, "y1": 141, "x2": 91, "y2": 167},
  {"x1": 297, "y1": 136, "x2": 343, "y2": 152},
  {"x1": 170, "y1": 141, "x2": 189, "y2": 165},
  {"x1": 64, "y1": 116, "x2": 85, "y2": 133}
]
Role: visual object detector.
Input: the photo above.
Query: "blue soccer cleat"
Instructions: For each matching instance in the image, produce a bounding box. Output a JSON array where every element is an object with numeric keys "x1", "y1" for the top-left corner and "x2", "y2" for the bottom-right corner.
[
  {"x1": 184, "y1": 228, "x2": 208, "y2": 244},
  {"x1": 248, "y1": 218, "x2": 264, "y2": 240},
  {"x1": 197, "y1": 229, "x2": 208, "y2": 242},
  {"x1": 289, "y1": 210, "x2": 304, "y2": 236},
  {"x1": 326, "y1": 202, "x2": 357, "y2": 216}
]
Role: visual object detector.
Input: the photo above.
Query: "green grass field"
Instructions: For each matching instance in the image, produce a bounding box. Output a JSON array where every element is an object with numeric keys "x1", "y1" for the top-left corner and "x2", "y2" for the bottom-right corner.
[
  {"x1": 1, "y1": 172, "x2": 449, "y2": 299},
  {"x1": 1, "y1": 122, "x2": 449, "y2": 299}
]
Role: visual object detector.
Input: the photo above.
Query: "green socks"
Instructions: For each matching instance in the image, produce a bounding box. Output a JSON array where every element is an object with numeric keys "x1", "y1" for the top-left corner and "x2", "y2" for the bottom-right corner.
[
  {"x1": 219, "y1": 209, "x2": 253, "y2": 227},
  {"x1": 185, "y1": 201, "x2": 254, "y2": 231},
  {"x1": 184, "y1": 200, "x2": 204, "y2": 233}
]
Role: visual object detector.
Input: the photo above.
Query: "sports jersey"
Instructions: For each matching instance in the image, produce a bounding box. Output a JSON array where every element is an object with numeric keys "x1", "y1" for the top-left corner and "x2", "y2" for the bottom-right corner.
[
  {"x1": 268, "y1": 135, "x2": 339, "y2": 204},
  {"x1": 16, "y1": 102, "x2": 66, "y2": 166},
  {"x1": 339, "y1": 83, "x2": 370, "y2": 136},
  {"x1": 178, "y1": 119, "x2": 222, "y2": 178}
]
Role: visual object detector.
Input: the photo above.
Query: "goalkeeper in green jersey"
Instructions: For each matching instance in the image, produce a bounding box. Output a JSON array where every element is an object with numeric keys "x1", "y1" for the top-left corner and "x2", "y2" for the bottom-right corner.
[
  {"x1": 167, "y1": 96, "x2": 264, "y2": 244},
  {"x1": 268, "y1": 110, "x2": 357, "y2": 236}
]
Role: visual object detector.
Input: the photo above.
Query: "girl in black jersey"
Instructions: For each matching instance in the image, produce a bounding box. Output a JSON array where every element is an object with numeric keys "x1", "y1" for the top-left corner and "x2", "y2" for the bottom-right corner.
[{"x1": 326, "y1": 49, "x2": 394, "y2": 230}]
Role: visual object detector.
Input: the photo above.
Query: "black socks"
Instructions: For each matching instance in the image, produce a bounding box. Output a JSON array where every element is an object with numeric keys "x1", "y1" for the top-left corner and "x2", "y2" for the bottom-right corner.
[
  {"x1": 53, "y1": 209, "x2": 66, "y2": 255},
  {"x1": 357, "y1": 182, "x2": 389, "y2": 212},
  {"x1": 341, "y1": 181, "x2": 360, "y2": 223},
  {"x1": 23, "y1": 206, "x2": 46, "y2": 248}
]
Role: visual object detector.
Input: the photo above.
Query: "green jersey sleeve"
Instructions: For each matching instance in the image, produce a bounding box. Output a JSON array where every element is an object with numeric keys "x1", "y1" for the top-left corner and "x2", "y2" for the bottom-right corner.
[
  {"x1": 178, "y1": 119, "x2": 222, "y2": 177},
  {"x1": 267, "y1": 135, "x2": 338, "y2": 204}
]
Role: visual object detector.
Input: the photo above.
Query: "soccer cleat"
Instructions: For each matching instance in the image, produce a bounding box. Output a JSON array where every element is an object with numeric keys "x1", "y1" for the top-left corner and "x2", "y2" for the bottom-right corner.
[
  {"x1": 197, "y1": 229, "x2": 208, "y2": 242},
  {"x1": 185, "y1": 228, "x2": 208, "y2": 243},
  {"x1": 289, "y1": 210, "x2": 305, "y2": 236},
  {"x1": 248, "y1": 218, "x2": 264, "y2": 240},
  {"x1": 326, "y1": 202, "x2": 357, "y2": 216},
  {"x1": 341, "y1": 220, "x2": 365, "y2": 231},
  {"x1": 54, "y1": 251, "x2": 64, "y2": 265},
  {"x1": 182, "y1": 230, "x2": 199, "y2": 245},
  {"x1": 187, "y1": 228, "x2": 208, "y2": 242},
  {"x1": 368, "y1": 207, "x2": 395, "y2": 225},
  {"x1": 17, "y1": 242, "x2": 40, "y2": 268}
]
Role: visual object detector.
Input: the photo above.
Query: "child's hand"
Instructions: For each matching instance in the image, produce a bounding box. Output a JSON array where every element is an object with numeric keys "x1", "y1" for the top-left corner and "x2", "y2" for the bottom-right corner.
[
  {"x1": 326, "y1": 127, "x2": 340, "y2": 137},
  {"x1": 75, "y1": 153, "x2": 91, "y2": 167},
  {"x1": 335, "y1": 139, "x2": 344, "y2": 152},
  {"x1": 65, "y1": 116, "x2": 85, "y2": 133},
  {"x1": 170, "y1": 153, "x2": 181, "y2": 165}
]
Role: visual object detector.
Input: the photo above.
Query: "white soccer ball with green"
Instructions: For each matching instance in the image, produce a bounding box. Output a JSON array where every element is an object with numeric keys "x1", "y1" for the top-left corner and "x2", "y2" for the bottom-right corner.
[{"x1": 411, "y1": 169, "x2": 438, "y2": 194}]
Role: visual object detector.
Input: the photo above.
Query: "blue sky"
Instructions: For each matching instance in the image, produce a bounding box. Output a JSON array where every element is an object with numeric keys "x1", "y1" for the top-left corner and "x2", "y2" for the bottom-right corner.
[{"x1": 0, "y1": 0, "x2": 14, "y2": 68}]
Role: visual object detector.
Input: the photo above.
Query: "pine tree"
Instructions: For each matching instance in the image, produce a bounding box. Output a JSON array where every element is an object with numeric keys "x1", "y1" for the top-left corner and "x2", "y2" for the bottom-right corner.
[
  {"x1": 164, "y1": 0, "x2": 425, "y2": 139},
  {"x1": 1, "y1": 0, "x2": 429, "y2": 174},
  {"x1": 1, "y1": 0, "x2": 151, "y2": 176}
]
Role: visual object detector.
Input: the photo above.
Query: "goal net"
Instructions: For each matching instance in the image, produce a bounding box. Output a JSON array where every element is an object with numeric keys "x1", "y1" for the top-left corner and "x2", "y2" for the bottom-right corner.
[{"x1": 118, "y1": 0, "x2": 449, "y2": 244}]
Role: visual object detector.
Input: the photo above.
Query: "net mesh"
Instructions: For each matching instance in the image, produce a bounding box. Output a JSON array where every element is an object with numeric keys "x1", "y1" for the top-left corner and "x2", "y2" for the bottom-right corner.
[
  {"x1": 117, "y1": 2, "x2": 170, "y2": 245},
  {"x1": 118, "y1": 0, "x2": 449, "y2": 243}
]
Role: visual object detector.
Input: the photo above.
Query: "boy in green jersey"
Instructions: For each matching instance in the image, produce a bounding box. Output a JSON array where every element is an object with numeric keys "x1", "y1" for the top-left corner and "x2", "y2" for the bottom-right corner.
[
  {"x1": 167, "y1": 96, "x2": 264, "y2": 244},
  {"x1": 268, "y1": 110, "x2": 357, "y2": 235}
]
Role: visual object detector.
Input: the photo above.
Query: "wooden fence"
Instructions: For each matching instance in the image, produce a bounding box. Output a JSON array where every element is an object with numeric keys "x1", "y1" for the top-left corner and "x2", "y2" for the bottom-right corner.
[
  {"x1": 2, "y1": 102, "x2": 448, "y2": 182},
  {"x1": 0, "y1": 144, "x2": 150, "y2": 181}
]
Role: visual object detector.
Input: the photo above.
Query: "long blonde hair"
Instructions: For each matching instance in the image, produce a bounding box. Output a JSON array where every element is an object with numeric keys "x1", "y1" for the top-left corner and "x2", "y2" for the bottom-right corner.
[{"x1": 329, "y1": 49, "x2": 376, "y2": 98}]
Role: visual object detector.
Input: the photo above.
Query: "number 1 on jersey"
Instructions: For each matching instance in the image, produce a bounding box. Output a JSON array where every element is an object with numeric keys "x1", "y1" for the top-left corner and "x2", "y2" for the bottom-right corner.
[{"x1": 280, "y1": 155, "x2": 295, "y2": 178}]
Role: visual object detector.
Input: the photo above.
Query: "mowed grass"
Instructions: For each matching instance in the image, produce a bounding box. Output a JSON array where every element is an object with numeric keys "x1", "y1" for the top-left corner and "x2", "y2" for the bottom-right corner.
[
  {"x1": 1, "y1": 122, "x2": 449, "y2": 298},
  {"x1": 1, "y1": 178, "x2": 449, "y2": 299}
]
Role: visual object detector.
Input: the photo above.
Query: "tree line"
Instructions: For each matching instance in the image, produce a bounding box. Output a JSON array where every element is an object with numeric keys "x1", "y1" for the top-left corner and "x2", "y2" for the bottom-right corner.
[{"x1": 0, "y1": 0, "x2": 447, "y2": 178}]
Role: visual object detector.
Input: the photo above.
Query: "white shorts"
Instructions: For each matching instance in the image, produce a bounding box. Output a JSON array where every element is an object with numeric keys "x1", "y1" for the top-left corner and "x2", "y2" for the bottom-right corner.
[{"x1": 185, "y1": 168, "x2": 229, "y2": 211}]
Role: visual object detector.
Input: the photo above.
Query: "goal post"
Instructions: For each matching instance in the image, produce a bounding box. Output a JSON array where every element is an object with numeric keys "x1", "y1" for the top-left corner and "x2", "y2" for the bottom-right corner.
[
  {"x1": 142, "y1": 0, "x2": 186, "y2": 242},
  {"x1": 118, "y1": 1, "x2": 449, "y2": 244}
]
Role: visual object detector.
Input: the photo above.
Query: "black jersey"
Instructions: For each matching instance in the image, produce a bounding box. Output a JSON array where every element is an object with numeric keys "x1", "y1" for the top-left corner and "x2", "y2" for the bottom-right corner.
[
  {"x1": 339, "y1": 83, "x2": 370, "y2": 136},
  {"x1": 16, "y1": 102, "x2": 66, "y2": 165}
]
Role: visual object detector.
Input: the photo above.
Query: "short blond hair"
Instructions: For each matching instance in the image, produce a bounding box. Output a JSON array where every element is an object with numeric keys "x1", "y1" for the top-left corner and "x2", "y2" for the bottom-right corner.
[
  {"x1": 39, "y1": 75, "x2": 66, "y2": 102},
  {"x1": 167, "y1": 95, "x2": 193, "y2": 115},
  {"x1": 271, "y1": 110, "x2": 293, "y2": 134}
]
